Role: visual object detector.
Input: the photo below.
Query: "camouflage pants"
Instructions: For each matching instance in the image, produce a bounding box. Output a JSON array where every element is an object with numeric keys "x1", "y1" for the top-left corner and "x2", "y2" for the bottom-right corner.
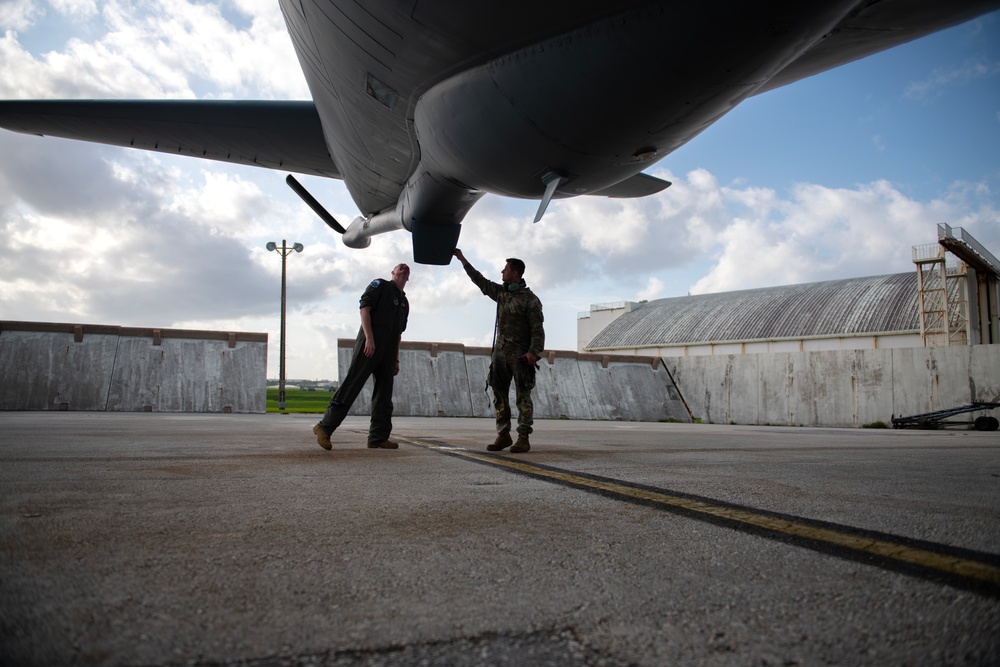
[{"x1": 489, "y1": 351, "x2": 536, "y2": 437}]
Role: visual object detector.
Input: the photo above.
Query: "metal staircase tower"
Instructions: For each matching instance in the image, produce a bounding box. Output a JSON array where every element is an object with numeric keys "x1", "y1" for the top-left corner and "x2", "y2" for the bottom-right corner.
[
  {"x1": 913, "y1": 224, "x2": 1000, "y2": 347},
  {"x1": 913, "y1": 242, "x2": 965, "y2": 347}
]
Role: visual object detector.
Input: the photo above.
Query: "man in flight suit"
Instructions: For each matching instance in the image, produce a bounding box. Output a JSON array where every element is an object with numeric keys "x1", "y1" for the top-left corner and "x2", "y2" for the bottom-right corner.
[
  {"x1": 313, "y1": 263, "x2": 410, "y2": 450},
  {"x1": 453, "y1": 249, "x2": 544, "y2": 453}
]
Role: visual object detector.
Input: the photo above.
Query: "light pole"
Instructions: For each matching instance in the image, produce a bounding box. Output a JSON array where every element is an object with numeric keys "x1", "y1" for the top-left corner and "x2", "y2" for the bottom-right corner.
[{"x1": 266, "y1": 239, "x2": 304, "y2": 410}]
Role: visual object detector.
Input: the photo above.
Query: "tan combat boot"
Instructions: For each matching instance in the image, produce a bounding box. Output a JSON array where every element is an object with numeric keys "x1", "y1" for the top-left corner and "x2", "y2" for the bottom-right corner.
[
  {"x1": 367, "y1": 440, "x2": 399, "y2": 449},
  {"x1": 313, "y1": 424, "x2": 332, "y2": 450},
  {"x1": 510, "y1": 434, "x2": 530, "y2": 453},
  {"x1": 487, "y1": 432, "x2": 513, "y2": 451}
]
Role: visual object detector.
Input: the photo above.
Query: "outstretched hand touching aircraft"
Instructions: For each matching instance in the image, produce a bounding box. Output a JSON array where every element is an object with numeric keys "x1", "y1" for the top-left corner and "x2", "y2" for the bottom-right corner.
[{"x1": 1, "y1": 0, "x2": 997, "y2": 265}]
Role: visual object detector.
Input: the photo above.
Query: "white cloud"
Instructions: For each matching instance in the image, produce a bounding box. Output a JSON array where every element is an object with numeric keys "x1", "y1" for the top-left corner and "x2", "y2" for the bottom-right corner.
[
  {"x1": 165, "y1": 170, "x2": 279, "y2": 239},
  {"x1": 96, "y1": 0, "x2": 307, "y2": 98},
  {"x1": 450, "y1": 167, "x2": 738, "y2": 299},
  {"x1": 636, "y1": 277, "x2": 664, "y2": 301},
  {"x1": 689, "y1": 179, "x2": 1000, "y2": 294},
  {"x1": 1, "y1": 0, "x2": 307, "y2": 99},
  {"x1": 905, "y1": 58, "x2": 1000, "y2": 102},
  {"x1": 0, "y1": 26, "x2": 188, "y2": 98},
  {"x1": 0, "y1": 1, "x2": 41, "y2": 31},
  {"x1": 49, "y1": 0, "x2": 97, "y2": 19}
]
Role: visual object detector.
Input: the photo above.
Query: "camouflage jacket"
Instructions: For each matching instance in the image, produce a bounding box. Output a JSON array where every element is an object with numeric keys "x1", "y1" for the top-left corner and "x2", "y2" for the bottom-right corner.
[{"x1": 464, "y1": 263, "x2": 544, "y2": 357}]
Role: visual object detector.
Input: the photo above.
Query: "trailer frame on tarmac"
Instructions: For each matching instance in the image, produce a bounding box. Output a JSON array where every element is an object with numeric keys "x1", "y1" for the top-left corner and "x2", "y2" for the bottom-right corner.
[{"x1": 891, "y1": 402, "x2": 1000, "y2": 431}]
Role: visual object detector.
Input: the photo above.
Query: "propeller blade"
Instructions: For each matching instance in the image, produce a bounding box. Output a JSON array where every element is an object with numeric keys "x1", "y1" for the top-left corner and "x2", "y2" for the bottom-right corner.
[{"x1": 285, "y1": 174, "x2": 346, "y2": 234}]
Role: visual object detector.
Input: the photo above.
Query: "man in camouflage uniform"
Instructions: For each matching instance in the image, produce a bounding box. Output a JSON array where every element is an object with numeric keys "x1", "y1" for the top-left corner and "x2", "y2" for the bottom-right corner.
[
  {"x1": 313, "y1": 263, "x2": 410, "y2": 450},
  {"x1": 453, "y1": 249, "x2": 544, "y2": 453}
]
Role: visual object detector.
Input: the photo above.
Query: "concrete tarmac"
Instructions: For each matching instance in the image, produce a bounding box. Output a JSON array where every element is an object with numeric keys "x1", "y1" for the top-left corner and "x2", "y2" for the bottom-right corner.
[{"x1": 1, "y1": 412, "x2": 998, "y2": 666}]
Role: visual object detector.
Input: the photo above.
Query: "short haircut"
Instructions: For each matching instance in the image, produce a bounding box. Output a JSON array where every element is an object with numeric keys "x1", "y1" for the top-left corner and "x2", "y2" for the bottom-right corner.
[{"x1": 506, "y1": 257, "x2": 526, "y2": 276}]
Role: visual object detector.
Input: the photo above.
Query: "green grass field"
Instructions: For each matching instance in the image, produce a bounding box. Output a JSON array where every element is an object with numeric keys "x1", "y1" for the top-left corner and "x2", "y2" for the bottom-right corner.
[{"x1": 265, "y1": 387, "x2": 333, "y2": 413}]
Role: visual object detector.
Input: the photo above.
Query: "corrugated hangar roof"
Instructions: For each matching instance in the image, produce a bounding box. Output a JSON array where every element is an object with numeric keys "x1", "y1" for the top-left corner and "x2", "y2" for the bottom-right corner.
[{"x1": 587, "y1": 273, "x2": 921, "y2": 350}]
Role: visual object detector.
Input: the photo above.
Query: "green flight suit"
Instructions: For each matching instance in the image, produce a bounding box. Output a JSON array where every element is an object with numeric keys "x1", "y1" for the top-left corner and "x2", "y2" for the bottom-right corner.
[{"x1": 319, "y1": 277, "x2": 408, "y2": 444}]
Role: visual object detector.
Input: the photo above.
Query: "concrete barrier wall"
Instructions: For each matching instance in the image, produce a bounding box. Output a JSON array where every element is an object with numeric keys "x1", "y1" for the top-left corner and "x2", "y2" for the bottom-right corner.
[
  {"x1": 340, "y1": 338, "x2": 998, "y2": 427},
  {"x1": 665, "y1": 345, "x2": 1000, "y2": 426},
  {"x1": 0, "y1": 321, "x2": 267, "y2": 413},
  {"x1": 338, "y1": 339, "x2": 692, "y2": 423},
  {"x1": 0, "y1": 328, "x2": 120, "y2": 412},
  {"x1": 12, "y1": 317, "x2": 989, "y2": 424}
]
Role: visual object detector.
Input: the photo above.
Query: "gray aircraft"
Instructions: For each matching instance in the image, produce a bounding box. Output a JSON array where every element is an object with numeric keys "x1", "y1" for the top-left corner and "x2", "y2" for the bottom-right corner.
[{"x1": 1, "y1": 0, "x2": 997, "y2": 265}]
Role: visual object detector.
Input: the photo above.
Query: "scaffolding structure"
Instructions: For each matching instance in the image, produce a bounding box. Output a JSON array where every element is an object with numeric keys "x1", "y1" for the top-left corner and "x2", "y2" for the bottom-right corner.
[
  {"x1": 913, "y1": 242, "x2": 967, "y2": 347},
  {"x1": 912, "y1": 224, "x2": 1000, "y2": 347}
]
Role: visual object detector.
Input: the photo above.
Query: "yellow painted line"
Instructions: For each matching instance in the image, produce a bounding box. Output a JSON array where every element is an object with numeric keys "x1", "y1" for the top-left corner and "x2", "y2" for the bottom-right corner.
[{"x1": 398, "y1": 436, "x2": 1000, "y2": 588}]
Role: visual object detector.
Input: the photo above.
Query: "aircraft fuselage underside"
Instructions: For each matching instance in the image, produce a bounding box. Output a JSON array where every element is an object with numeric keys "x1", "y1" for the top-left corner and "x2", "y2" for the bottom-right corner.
[{"x1": 281, "y1": 0, "x2": 857, "y2": 263}]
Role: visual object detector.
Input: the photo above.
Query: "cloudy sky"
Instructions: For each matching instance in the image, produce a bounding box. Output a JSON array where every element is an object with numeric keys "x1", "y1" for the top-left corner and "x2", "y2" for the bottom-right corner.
[{"x1": 1, "y1": 1, "x2": 998, "y2": 380}]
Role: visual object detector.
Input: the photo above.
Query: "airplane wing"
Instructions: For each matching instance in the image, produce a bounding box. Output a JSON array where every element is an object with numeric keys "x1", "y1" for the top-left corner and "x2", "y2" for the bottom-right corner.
[
  {"x1": 754, "y1": 0, "x2": 999, "y2": 95},
  {"x1": 592, "y1": 173, "x2": 672, "y2": 199},
  {"x1": 0, "y1": 99, "x2": 340, "y2": 179}
]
